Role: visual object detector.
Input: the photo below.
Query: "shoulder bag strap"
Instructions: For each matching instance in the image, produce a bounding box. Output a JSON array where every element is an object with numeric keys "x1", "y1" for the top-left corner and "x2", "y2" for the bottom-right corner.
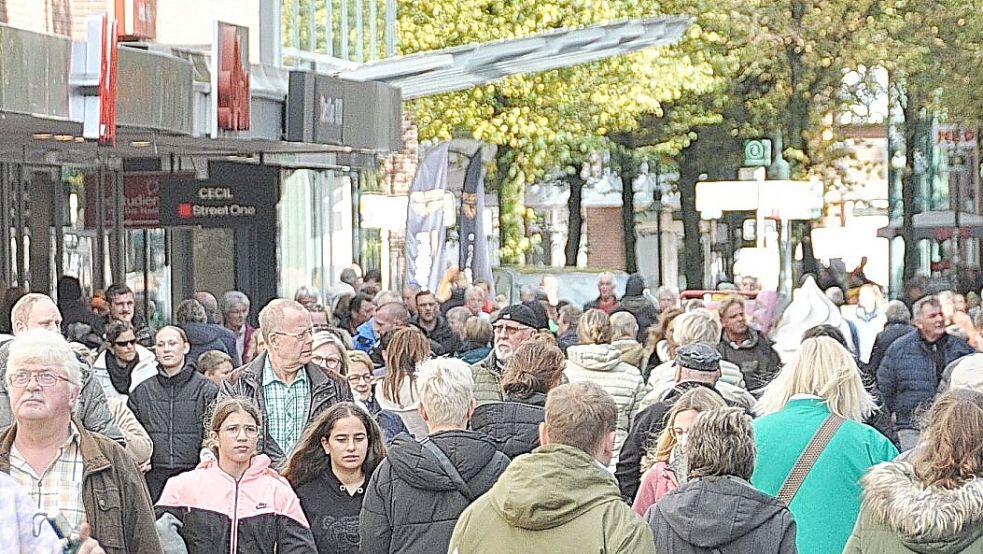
[
  {"x1": 775, "y1": 414, "x2": 845, "y2": 506},
  {"x1": 421, "y1": 438, "x2": 475, "y2": 501}
]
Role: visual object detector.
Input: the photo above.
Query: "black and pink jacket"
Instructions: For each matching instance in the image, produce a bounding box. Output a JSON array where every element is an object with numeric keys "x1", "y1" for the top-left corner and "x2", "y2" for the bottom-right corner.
[{"x1": 155, "y1": 454, "x2": 316, "y2": 553}]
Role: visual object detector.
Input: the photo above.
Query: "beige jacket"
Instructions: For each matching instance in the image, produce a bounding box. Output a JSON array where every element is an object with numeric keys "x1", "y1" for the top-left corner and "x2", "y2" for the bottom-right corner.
[{"x1": 107, "y1": 398, "x2": 153, "y2": 466}]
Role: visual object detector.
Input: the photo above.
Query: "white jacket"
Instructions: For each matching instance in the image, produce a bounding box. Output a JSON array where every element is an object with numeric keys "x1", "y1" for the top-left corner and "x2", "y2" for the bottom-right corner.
[
  {"x1": 563, "y1": 343, "x2": 649, "y2": 469},
  {"x1": 91, "y1": 345, "x2": 157, "y2": 401}
]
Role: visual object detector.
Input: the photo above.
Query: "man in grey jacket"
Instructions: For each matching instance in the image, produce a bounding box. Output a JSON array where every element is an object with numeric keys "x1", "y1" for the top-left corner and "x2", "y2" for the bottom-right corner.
[{"x1": 0, "y1": 293, "x2": 124, "y2": 446}]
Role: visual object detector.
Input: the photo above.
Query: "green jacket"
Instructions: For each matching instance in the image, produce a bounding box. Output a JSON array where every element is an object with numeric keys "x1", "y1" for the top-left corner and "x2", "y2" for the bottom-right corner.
[
  {"x1": 751, "y1": 398, "x2": 898, "y2": 554},
  {"x1": 448, "y1": 444, "x2": 655, "y2": 553},
  {"x1": 844, "y1": 462, "x2": 983, "y2": 554},
  {"x1": 471, "y1": 352, "x2": 504, "y2": 406}
]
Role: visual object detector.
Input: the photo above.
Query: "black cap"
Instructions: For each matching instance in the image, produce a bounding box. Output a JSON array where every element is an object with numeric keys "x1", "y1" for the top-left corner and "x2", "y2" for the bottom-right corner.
[
  {"x1": 675, "y1": 343, "x2": 721, "y2": 372},
  {"x1": 492, "y1": 304, "x2": 541, "y2": 330}
]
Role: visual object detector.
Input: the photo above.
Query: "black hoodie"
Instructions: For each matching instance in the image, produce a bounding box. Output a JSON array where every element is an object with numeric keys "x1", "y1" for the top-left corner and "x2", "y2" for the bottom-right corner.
[
  {"x1": 359, "y1": 429, "x2": 509, "y2": 554},
  {"x1": 646, "y1": 475, "x2": 797, "y2": 554}
]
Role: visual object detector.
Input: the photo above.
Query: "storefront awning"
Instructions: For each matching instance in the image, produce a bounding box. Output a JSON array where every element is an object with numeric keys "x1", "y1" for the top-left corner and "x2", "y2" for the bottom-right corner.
[{"x1": 339, "y1": 16, "x2": 692, "y2": 99}]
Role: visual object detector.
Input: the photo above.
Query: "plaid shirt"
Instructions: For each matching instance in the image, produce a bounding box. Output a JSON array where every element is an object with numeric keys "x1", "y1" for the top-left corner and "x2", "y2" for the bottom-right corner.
[
  {"x1": 9, "y1": 423, "x2": 86, "y2": 533},
  {"x1": 262, "y1": 359, "x2": 310, "y2": 456}
]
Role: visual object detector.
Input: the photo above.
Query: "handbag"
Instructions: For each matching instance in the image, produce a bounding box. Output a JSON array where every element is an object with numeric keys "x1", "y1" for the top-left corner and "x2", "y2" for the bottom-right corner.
[{"x1": 775, "y1": 414, "x2": 845, "y2": 505}]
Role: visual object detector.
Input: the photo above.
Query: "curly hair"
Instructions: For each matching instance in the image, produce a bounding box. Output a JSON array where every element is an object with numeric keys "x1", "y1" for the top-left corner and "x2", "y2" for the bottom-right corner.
[
  {"x1": 577, "y1": 309, "x2": 612, "y2": 345},
  {"x1": 912, "y1": 388, "x2": 983, "y2": 489},
  {"x1": 500, "y1": 341, "x2": 566, "y2": 400},
  {"x1": 644, "y1": 387, "x2": 726, "y2": 469},
  {"x1": 686, "y1": 407, "x2": 756, "y2": 481}
]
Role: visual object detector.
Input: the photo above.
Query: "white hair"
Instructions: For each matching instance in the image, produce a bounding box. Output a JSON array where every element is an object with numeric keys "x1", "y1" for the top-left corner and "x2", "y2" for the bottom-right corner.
[
  {"x1": 222, "y1": 290, "x2": 250, "y2": 313},
  {"x1": 417, "y1": 358, "x2": 474, "y2": 428},
  {"x1": 755, "y1": 336, "x2": 876, "y2": 421},
  {"x1": 673, "y1": 308, "x2": 721, "y2": 346},
  {"x1": 6, "y1": 329, "x2": 82, "y2": 389}
]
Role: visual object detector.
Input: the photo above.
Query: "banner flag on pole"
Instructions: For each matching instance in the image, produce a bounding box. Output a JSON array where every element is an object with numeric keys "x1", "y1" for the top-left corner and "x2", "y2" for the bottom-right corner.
[
  {"x1": 459, "y1": 148, "x2": 493, "y2": 284},
  {"x1": 405, "y1": 142, "x2": 450, "y2": 291}
]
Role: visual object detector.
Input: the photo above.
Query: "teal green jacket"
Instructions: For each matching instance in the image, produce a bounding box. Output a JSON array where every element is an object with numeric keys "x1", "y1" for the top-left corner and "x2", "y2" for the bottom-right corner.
[{"x1": 751, "y1": 398, "x2": 898, "y2": 554}]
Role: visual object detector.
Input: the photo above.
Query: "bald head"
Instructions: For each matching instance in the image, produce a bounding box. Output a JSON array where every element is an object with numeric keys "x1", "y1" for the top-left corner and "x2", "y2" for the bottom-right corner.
[
  {"x1": 374, "y1": 302, "x2": 410, "y2": 336},
  {"x1": 11, "y1": 293, "x2": 62, "y2": 335}
]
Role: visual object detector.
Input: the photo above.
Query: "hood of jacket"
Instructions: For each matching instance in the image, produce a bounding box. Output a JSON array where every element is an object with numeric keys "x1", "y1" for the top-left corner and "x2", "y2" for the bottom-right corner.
[
  {"x1": 566, "y1": 343, "x2": 623, "y2": 371},
  {"x1": 388, "y1": 429, "x2": 503, "y2": 493},
  {"x1": 181, "y1": 322, "x2": 225, "y2": 346},
  {"x1": 859, "y1": 462, "x2": 983, "y2": 554},
  {"x1": 656, "y1": 476, "x2": 788, "y2": 548},
  {"x1": 487, "y1": 444, "x2": 621, "y2": 530},
  {"x1": 195, "y1": 453, "x2": 282, "y2": 483}
]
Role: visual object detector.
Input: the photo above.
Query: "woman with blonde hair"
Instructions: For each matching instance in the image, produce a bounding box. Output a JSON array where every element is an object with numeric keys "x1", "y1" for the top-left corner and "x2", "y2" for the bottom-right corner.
[
  {"x1": 845, "y1": 388, "x2": 983, "y2": 553},
  {"x1": 376, "y1": 326, "x2": 431, "y2": 438},
  {"x1": 631, "y1": 387, "x2": 726, "y2": 516},
  {"x1": 751, "y1": 336, "x2": 898, "y2": 554},
  {"x1": 564, "y1": 308, "x2": 648, "y2": 469}
]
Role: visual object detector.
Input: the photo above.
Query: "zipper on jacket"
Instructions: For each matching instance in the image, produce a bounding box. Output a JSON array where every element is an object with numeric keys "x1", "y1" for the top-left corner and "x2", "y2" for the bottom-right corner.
[
  {"x1": 230, "y1": 476, "x2": 240, "y2": 553},
  {"x1": 168, "y1": 383, "x2": 175, "y2": 466}
]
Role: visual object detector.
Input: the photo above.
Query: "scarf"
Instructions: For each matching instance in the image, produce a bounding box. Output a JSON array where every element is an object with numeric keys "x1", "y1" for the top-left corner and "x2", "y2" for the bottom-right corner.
[{"x1": 104, "y1": 352, "x2": 138, "y2": 395}]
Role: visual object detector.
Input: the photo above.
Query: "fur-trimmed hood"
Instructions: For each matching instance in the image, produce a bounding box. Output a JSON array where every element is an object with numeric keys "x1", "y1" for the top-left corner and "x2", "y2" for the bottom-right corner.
[{"x1": 860, "y1": 462, "x2": 983, "y2": 553}]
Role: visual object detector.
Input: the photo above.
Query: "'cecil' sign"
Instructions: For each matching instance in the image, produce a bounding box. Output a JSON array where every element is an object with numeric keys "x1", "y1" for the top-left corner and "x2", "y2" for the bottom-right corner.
[{"x1": 159, "y1": 163, "x2": 278, "y2": 227}]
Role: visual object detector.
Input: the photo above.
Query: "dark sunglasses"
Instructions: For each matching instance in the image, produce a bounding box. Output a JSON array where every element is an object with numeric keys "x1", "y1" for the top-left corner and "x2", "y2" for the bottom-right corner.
[{"x1": 113, "y1": 339, "x2": 137, "y2": 347}]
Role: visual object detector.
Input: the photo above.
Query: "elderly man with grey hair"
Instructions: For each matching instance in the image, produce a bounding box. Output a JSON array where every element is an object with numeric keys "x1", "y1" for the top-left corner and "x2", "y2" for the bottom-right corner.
[
  {"x1": 0, "y1": 294, "x2": 124, "y2": 446},
  {"x1": 877, "y1": 295, "x2": 974, "y2": 450},
  {"x1": 222, "y1": 290, "x2": 256, "y2": 364},
  {"x1": 585, "y1": 272, "x2": 621, "y2": 315},
  {"x1": 222, "y1": 298, "x2": 352, "y2": 466},
  {"x1": 360, "y1": 358, "x2": 509, "y2": 554},
  {"x1": 0, "y1": 330, "x2": 163, "y2": 553}
]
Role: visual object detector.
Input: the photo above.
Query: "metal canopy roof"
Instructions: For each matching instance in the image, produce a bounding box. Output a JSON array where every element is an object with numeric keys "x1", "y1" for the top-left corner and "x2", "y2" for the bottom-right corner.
[{"x1": 339, "y1": 16, "x2": 692, "y2": 99}]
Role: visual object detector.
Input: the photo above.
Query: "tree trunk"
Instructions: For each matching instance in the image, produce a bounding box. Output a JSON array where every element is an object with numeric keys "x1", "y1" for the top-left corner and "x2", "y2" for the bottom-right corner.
[
  {"x1": 617, "y1": 149, "x2": 639, "y2": 273},
  {"x1": 901, "y1": 91, "x2": 921, "y2": 285},
  {"x1": 677, "y1": 151, "x2": 703, "y2": 289},
  {"x1": 564, "y1": 172, "x2": 584, "y2": 266}
]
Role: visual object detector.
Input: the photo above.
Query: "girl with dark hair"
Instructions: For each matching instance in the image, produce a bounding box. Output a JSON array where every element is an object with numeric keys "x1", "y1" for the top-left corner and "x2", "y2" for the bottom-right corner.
[
  {"x1": 376, "y1": 327, "x2": 431, "y2": 438},
  {"x1": 128, "y1": 325, "x2": 219, "y2": 501},
  {"x1": 283, "y1": 402, "x2": 387, "y2": 554},
  {"x1": 156, "y1": 397, "x2": 317, "y2": 553}
]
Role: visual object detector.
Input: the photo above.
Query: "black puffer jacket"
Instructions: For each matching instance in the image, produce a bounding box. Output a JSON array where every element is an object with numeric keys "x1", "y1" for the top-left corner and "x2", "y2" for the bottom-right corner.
[
  {"x1": 128, "y1": 362, "x2": 218, "y2": 470},
  {"x1": 470, "y1": 392, "x2": 545, "y2": 458},
  {"x1": 359, "y1": 430, "x2": 509, "y2": 554}
]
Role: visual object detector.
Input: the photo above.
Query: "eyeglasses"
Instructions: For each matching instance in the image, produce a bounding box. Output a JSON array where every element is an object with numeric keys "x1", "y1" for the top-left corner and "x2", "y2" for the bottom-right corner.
[
  {"x1": 113, "y1": 339, "x2": 137, "y2": 347},
  {"x1": 8, "y1": 371, "x2": 72, "y2": 388},
  {"x1": 221, "y1": 424, "x2": 259, "y2": 438},
  {"x1": 312, "y1": 356, "x2": 342, "y2": 370},
  {"x1": 347, "y1": 374, "x2": 372, "y2": 383},
  {"x1": 272, "y1": 327, "x2": 314, "y2": 341},
  {"x1": 493, "y1": 325, "x2": 528, "y2": 336}
]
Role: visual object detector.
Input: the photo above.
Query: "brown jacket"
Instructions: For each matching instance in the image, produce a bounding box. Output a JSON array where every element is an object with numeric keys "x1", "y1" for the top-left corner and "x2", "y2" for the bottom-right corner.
[{"x1": 0, "y1": 422, "x2": 163, "y2": 554}]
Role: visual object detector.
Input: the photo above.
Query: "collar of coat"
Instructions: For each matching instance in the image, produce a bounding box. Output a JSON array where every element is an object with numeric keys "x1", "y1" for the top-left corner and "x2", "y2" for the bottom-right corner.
[{"x1": 860, "y1": 461, "x2": 983, "y2": 541}]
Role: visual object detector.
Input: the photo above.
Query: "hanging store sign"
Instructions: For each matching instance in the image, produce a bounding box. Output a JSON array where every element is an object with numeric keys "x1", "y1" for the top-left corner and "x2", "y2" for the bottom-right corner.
[
  {"x1": 84, "y1": 171, "x2": 195, "y2": 229},
  {"x1": 82, "y1": 14, "x2": 120, "y2": 145},
  {"x1": 115, "y1": 0, "x2": 157, "y2": 40},
  {"x1": 286, "y1": 71, "x2": 402, "y2": 152},
  {"x1": 211, "y1": 22, "x2": 251, "y2": 137},
  {"x1": 159, "y1": 162, "x2": 277, "y2": 227}
]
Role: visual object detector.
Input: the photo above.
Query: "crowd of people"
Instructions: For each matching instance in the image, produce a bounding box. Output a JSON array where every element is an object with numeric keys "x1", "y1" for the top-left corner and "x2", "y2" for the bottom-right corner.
[{"x1": 0, "y1": 266, "x2": 981, "y2": 554}]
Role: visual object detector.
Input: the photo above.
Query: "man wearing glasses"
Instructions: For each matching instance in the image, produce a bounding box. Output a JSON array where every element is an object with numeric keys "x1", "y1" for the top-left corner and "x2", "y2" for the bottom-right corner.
[
  {"x1": 0, "y1": 294, "x2": 124, "y2": 446},
  {"x1": 472, "y1": 304, "x2": 542, "y2": 406},
  {"x1": 223, "y1": 299, "x2": 352, "y2": 466},
  {"x1": 0, "y1": 330, "x2": 163, "y2": 553}
]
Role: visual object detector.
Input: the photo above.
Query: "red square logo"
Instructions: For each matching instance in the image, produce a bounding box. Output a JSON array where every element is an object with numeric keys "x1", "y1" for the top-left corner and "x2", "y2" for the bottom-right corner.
[{"x1": 178, "y1": 203, "x2": 192, "y2": 218}]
